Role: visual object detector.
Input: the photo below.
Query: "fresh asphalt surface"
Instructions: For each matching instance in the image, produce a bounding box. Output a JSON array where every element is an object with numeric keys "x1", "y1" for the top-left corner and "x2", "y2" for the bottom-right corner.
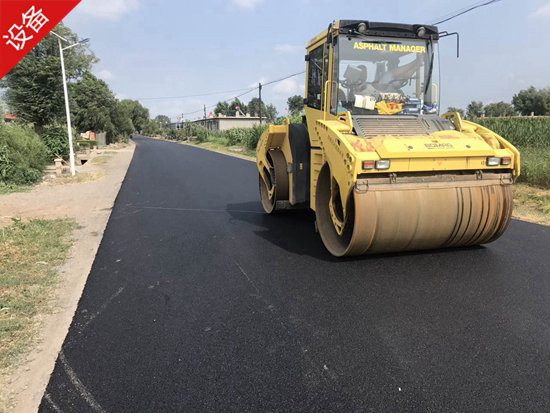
[{"x1": 40, "y1": 136, "x2": 550, "y2": 412}]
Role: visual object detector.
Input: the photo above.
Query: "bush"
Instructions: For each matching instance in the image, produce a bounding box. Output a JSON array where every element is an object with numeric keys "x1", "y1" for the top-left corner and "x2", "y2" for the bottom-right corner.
[
  {"x1": 76, "y1": 139, "x2": 98, "y2": 149},
  {"x1": 0, "y1": 121, "x2": 48, "y2": 185},
  {"x1": 242, "y1": 124, "x2": 267, "y2": 149},
  {"x1": 275, "y1": 112, "x2": 303, "y2": 125},
  {"x1": 41, "y1": 125, "x2": 77, "y2": 159}
]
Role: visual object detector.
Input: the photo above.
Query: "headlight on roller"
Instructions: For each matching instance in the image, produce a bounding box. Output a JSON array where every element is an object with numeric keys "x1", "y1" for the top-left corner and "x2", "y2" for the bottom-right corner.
[
  {"x1": 486, "y1": 157, "x2": 500, "y2": 166},
  {"x1": 375, "y1": 160, "x2": 391, "y2": 170}
]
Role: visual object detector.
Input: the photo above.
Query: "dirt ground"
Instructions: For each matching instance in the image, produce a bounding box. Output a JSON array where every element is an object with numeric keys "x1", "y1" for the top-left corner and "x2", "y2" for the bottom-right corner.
[{"x1": 0, "y1": 143, "x2": 135, "y2": 412}]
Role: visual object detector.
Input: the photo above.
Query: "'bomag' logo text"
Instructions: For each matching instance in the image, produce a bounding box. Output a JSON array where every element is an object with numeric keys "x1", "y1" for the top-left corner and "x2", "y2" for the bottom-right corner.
[{"x1": 424, "y1": 143, "x2": 454, "y2": 149}]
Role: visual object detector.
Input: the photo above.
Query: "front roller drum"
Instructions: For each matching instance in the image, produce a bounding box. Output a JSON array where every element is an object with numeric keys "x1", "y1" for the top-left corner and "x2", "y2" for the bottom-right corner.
[
  {"x1": 315, "y1": 165, "x2": 513, "y2": 257},
  {"x1": 259, "y1": 149, "x2": 289, "y2": 213}
]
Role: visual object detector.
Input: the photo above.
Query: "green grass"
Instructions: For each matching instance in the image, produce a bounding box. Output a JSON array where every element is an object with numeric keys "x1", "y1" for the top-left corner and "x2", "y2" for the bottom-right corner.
[
  {"x1": 0, "y1": 218, "x2": 77, "y2": 373},
  {"x1": 0, "y1": 183, "x2": 33, "y2": 195},
  {"x1": 518, "y1": 148, "x2": 550, "y2": 189},
  {"x1": 89, "y1": 154, "x2": 114, "y2": 165}
]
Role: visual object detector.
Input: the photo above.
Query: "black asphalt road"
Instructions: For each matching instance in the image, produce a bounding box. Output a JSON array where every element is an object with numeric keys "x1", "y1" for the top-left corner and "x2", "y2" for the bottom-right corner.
[{"x1": 40, "y1": 136, "x2": 550, "y2": 412}]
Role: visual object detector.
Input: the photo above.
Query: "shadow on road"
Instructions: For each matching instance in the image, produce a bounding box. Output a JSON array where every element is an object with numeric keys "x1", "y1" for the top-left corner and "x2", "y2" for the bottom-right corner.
[{"x1": 226, "y1": 201, "x2": 488, "y2": 262}]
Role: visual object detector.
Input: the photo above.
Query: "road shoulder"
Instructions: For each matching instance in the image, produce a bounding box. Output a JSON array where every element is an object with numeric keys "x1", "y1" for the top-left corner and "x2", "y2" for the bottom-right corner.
[{"x1": 0, "y1": 143, "x2": 135, "y2": 412}]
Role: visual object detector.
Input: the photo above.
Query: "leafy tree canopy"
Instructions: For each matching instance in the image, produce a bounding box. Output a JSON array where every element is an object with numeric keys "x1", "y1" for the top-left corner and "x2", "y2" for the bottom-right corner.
[
  {"x1": 287, "y1": 95, "x2": 304, "y2": 115},
  {"x1": 466, "y1": 101, "x2": 484, "y2": 118},
  {"x1": 247, "y1": 97, "x2": 266, "y2": 117},
  {"x1": 229, "y1": 99, "x2": 247, "y2": 116},
  {"x1": 70, "y1": 72, "x2": 116, "y2": 134},
  {"x1": 1, "y1": 23, "x2": 96, "y2": 131},
  {"x1": 512, "y1": 86, "x2": 550, "y2": 116},
  {"x1": 446, "y1": 106, "x2": 465, "y2": 118},
  {"x1": 484, "y1": 101, "x2": 516, "y2": 117},
  {"x1": 214, "y1": 101, "x2": 230, "y2": 116},
  {"x1": 264, "y1": 104, "x2": 277, "y2": 122},
  {"x1": 154, "y1": 115, "x2": 171, "y2": 124},
  {"x1": 119, "y1": 99, "x2": 150, "y2": 131}
]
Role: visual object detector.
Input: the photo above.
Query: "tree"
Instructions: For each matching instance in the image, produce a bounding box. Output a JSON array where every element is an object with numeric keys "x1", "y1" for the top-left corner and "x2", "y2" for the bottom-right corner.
[
  {"x1": 287, "y1": 95, "x2": 304, "y2": 115},
  {"x1": 247, "y1": 97, "x2": 265, "y2": 117},
  {"x1": 70, "y1": 72, "x2": 117, "y2": 134},
  {"x1": 214, "y1": 101, "x2": 229, "y2": 116},
  {"x1": 484, "y1": 101, "x2": 516, "y2": 117},
  {"x1": 119, "y1": 100, "x2": 150, "y2": 132},
  {"x1": 110, "y1": 100, "x2": 135, "y2": 139},
  {"x1": 265, "y1": 104, "x2": 278, "y2": 122},
  {"x1": 154, "y1": 115, "x2": 170, "y2": 124},
  {"x1": 466, "y1": 101, "x2": 484, "y2": 118},
  {"x1": 246, "y1": 98, "x2": 277, "y2": 122},
  {"x1": 446, "y1": 106, "x2": 465, "y2": 118},
  {"x1": 228, "y1": 98, "x2": 247, "y2": 116},
  {"x1": 512, "y1": 86, "x2": 550, "y2": 116},
  {"x1": 1, "y1": 23, "x2": 96, "y2": 133}
]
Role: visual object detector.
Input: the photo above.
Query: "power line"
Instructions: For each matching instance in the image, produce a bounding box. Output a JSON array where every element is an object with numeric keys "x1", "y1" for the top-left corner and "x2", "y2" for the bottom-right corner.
[
  {"x1": 431, "y1": 0, "x2": 503, "y2": 25},
  {"x1": 177, "y1": 70, "x2": 305, "y2": 119},
  {"x1": 262, "y1": 70, "x2": 305, "y2": 87},
  {"x1": 136, "y1": 87, "x2": 253, "y2": 101},
  {"x1": 180, "y1": 86, "x2": 258, "y2": 116}
]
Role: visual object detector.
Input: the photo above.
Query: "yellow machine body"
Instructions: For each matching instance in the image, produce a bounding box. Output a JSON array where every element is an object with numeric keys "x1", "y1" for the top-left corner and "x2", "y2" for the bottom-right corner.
[{"x1": 257, "y1": 20, "x2": 519, "y2": 256}]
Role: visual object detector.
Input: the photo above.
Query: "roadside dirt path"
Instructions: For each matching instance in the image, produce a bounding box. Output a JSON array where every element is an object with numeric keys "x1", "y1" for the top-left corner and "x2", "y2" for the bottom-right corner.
[{"x1": 0, "y1": 143, "x2": 135, "y2": 412}]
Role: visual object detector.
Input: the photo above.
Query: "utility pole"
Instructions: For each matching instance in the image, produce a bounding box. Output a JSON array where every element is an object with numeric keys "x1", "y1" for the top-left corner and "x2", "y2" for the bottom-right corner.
[
  {"x1": 203, "y1": 104, "x2": 206, "y2": 120},
  {"x1": 258, "y1": 82, "x2": 262, "y2": 125},
  {"x1": 50, "y1": 32, "x2": 89, "y2": 176}
]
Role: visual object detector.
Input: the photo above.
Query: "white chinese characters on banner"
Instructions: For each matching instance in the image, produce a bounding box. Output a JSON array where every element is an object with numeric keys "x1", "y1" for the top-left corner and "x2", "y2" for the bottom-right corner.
[{"x1": 2, "y1": 6, "x2": 49, "y2": 51}]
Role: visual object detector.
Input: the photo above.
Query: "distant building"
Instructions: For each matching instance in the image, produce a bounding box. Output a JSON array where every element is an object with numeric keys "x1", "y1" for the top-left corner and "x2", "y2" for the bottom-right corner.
[
  {"x1": 3, "y1": 113, "x2": 17, "y2": 122},
  {"x1": 167, "y1": 112, "x2": 265, "y2": 131}
]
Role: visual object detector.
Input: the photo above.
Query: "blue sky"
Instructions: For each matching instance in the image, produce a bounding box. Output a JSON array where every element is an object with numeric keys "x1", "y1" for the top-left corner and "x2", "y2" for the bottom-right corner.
[{"x1": 64, "y1": 0, "x2": 550, "y2": 121}]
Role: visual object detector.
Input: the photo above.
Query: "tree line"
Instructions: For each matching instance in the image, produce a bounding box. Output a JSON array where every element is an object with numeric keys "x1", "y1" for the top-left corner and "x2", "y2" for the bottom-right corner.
[
  {"x1": 448, "y1": 87, "x2": 550, "y2": 118},
  {"x1": 1, "y1": 23, "x2": 151, "y2": 147},
  {"x1": 210, "y1": 94, "x2": 305, "y2": 122}
]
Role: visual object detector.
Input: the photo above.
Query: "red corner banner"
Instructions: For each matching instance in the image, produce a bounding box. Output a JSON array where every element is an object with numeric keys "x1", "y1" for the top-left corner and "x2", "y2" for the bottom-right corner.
[{"x1": 0, "y1": 0, "x2": 81, "y2": 78}]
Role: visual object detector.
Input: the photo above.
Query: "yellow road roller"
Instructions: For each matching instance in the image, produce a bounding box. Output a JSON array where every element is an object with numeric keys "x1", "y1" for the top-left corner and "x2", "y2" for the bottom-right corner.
[{"x1": 256, "y1": 20, "x2": 519, "y2": 256}]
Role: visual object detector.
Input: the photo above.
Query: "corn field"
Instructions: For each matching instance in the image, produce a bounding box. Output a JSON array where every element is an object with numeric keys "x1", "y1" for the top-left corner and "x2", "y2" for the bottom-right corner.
[
  {"x1": 474, "y1": 117, "x2": 550, "y2": 149},
  {"x1": 474, "y1": 117, "x2": 550, "y2": 188}
]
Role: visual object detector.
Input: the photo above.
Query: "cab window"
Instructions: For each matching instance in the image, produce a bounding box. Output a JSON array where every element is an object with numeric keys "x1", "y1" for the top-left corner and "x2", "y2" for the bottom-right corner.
[{"x1": 307, "y1": 45, "x2": 324, "y2": 110}]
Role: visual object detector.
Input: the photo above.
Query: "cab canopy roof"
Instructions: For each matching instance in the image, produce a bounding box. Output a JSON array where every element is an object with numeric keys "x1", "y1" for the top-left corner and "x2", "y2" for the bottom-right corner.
[{"x1": 307, "y1": 20, "x2": 439, "y2": 49}]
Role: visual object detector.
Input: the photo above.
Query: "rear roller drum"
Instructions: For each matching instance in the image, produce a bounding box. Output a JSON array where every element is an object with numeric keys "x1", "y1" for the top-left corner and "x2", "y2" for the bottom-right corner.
[
  {"x1": 315, "y1": 163, "x2": 356, "y2": 257},
  {"x1": 259, "y1": 149, "x2": 289, "y2": 214}
]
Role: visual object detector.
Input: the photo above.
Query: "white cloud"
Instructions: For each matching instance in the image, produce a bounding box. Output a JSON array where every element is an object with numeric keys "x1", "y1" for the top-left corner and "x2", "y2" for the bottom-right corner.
[
  {"x1": 232, "y1": 0, "x2": 262, "y2": 9},
  {"x1": 77, "y1": 0, "x2": 140, "y2": 20},
  {"x1": 529, "y1": 3, "x2": 550, "y2": 18},
  {"x1": 274, "y1": 44, "x2": 302, "y2": 54},
  {"x1": 97, "y1": 69, "x2": 114, "y2": 80},
  {"x1": 273, "y1": 78, "x2": 304, "y2": 95}
]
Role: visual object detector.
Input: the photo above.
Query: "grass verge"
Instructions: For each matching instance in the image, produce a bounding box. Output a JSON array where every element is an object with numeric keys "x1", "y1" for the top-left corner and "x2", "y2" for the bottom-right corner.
[
  {"x1": 512, "y1": 184, "x2": 550, "y2": 226},
  {"x1": 89, "y1": 154, "x2": 115, "y2": 165},
  {"x1": 0, "y1": 218, "x2": 77, "y2": 375},
  {"x1": 0, "y1": 184, "x2": 33, "y2": 195},
  {"x1": 189, "y1": 140, "x2": 255, "y2": 159},
  {"x1": 55, "y1": 170, "x2": 108, "y2": 184}
]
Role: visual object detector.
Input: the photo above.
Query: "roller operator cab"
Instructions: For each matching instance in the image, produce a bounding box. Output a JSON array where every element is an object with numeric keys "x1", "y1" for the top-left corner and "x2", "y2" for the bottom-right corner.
[{"x1": 256, "y1": 20, "x2": 520, "y2": 257}]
